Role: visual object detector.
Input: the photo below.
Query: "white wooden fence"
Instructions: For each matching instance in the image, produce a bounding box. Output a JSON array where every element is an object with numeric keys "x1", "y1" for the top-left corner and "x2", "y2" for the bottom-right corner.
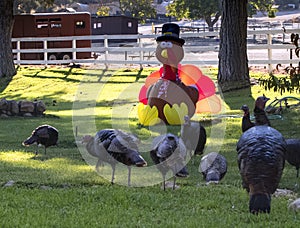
[{"x1": 12, "y1": 28, "x2": 300, "y2": 70}]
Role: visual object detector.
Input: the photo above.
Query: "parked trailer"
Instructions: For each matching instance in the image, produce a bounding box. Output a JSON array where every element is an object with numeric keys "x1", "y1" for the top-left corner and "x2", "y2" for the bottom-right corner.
[
  {"x1": 12, "y1": 12, "x2": 92, "y2": 60},
  {"x1": 91, "y1": 15, "x2": 138, "y2": 43}
]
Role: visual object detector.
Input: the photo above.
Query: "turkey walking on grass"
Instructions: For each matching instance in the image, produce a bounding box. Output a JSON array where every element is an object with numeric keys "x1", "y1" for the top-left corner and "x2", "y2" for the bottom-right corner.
[
  {"x1": 237, "y1": 125, "x2": 286, "y2": 214},
  {"x1": 200, "y1": 152, "x2": 227, "y2": 184},
  {"x1": 82, "y1": 129, "x2": 147, "y2": 186},
  {"x1": 150, "y1": 133, "x2": 187, "y2": 190},
  {"x1": 285, "y1": 138, "x2": 300, "y2": 177},
  {"x1": 22, "y1": 124, "x2": 58, "y2": 155}
]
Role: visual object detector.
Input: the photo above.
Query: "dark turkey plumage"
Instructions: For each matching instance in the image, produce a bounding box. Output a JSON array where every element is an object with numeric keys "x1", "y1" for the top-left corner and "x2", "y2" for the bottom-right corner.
[
  {"x1": 82, "y1": 129, "x2": 147, "y2": 186},
  {"x1": 150, "y1": 133, "x2": 187, "y2": 190},
  {"x1": 180, "y1": 115, "x2": 207, "y2": 156},
  {"x1": 237, "y1": 126, "x2": 286, "y2": 214},
  {"x1": 241, "y1": 105, "x2": 255, "y2": 132},
  {"x1": 241, "y1": 95, "x2": 270, "y2": 133},
  {"x1": 22, "y1": 124, "x2": 58, "y2": 155},
  {"x1": 200, "y1": 152, "x2": 227, "y2": 184},
  {"x1": 285, "y1": 138, "x2": 300, "y2": 177}
]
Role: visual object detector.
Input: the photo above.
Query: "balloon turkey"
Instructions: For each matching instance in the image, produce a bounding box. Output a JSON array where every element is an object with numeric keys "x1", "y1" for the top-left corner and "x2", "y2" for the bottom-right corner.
[{"x1": 138, "y1": 23, "x2": 220, "y2": 126}]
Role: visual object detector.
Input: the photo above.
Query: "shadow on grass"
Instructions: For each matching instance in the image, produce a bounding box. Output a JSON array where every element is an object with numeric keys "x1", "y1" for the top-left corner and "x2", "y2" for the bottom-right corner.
[{"x1": 221, "y1": 87, "x2": 255, "y2": 110}]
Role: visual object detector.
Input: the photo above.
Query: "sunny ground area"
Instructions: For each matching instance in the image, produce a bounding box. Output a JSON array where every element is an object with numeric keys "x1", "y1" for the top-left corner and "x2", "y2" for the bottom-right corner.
[{"x1": 0, "y1": 64, "x2": 300, "y2": 227}]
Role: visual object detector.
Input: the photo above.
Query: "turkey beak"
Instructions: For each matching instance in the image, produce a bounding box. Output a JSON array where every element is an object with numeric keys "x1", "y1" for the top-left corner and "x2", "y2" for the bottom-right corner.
[{"x1": 161, "y1": 49, "x2": 168, "y2": 59}]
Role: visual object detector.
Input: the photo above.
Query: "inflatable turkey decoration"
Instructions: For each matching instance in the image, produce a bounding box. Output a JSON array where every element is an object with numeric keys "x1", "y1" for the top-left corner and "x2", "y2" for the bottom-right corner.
[{"x1": 138, "y1": 23, "x2": 221, "y2": 126}]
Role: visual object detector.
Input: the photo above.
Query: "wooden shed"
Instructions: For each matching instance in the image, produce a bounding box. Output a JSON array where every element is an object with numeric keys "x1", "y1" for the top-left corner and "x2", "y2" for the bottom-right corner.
[{"x1": 91, "y1": 15, "x2": 138, "y2": 43}]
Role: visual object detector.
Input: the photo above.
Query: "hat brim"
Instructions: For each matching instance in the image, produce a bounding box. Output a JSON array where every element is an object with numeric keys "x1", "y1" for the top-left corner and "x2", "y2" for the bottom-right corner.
[{"x1": 156, "y1": 36, "x2": 185, "y2": 45}]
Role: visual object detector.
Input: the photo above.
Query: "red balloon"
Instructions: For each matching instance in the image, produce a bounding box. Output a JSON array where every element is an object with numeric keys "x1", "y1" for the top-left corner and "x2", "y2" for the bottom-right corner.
[
  {"x1": 138, "y1": 85, "x2": 148, "y2": 104},
  {"x1": 196, "y1": 75, "x2": 216, "y2": 100},
  {"x1": 179, "y1": 65, "x2": 203, "y2": 85}
]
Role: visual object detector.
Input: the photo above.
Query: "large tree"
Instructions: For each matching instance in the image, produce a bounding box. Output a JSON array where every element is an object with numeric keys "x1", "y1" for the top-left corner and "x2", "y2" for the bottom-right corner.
[
  {"x1": 217, "y1": 0, "x2": 249, "y2": 92},
  {"x1": 218, "y1": 0, "x2": 273, "y2": 92},
  {"x1": 0, "y1": 0, "x2": 16, "y2": 78}
]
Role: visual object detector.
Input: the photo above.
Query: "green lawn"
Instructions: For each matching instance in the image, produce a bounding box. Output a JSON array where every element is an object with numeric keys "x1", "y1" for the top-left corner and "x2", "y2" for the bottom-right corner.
[{"x1": 0, "y1": 65, "x2": 300, "y2": 227}]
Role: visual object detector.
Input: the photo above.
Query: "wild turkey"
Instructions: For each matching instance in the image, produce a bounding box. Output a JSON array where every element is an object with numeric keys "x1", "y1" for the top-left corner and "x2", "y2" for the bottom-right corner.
[
  {"x1": 254, "y1": 95, "x2": 271, "y2": 126},
  {"x1": 237, "y1": 125, "x2": 286, "y2": 214},
  {"x1": 150, "y1": 133, "x2": 187, "y2": 190},
  {"x1": 241, "y1": 105, "x2": 254, "y2": 132},
  {"x1": 241, "y1": 95, "x2": 270, "y2": 132},
  {"x1": 199, "y1": 152, "x2": 227, "y2": 184},
  {"x1": 22, "y1": 124, "x2": 58, "y2": 155},
  {"x1": 180, "y1": 115, "x2": 207, "y2": 156},
  {"x1": 82, "y1": 129, "x2": 147, "y2": 186},
  {"x1": 285, "y1": 139, "x2": 300, "y2": 177}
]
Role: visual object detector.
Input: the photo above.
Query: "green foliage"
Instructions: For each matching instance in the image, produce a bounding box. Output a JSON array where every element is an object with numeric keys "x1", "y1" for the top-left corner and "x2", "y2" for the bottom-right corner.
[
  {"x1": 167, "y1": 0, "x2": 221, "y2": 28},
  {"x1": 0, "y1": 66, "x2": 300, "y2": 226},
  {"x1": 259, "y1": 71, "x2": 300, "y2": 95},
  {"x1": 118, "y1": 0, "x2": 156, "y2": 23},
  {"x1": 259, "y1": 33, "x2": 300, "y2": 94},
  {"x1": 96, "y1": 5, "x2": 110, "y2": 16},
  {"x1": 14, "y1": 0, "x2": 56, "y2": 14}
]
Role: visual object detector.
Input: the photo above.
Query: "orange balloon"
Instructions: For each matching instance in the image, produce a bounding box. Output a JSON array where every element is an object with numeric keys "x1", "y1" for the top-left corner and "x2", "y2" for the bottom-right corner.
[
  {"x1": 145, "y1": 70, "x2": 161, "y2": 88},
  {"x1": 179, "y1": 65, "x2": 203, "y2": 85},
  {"x1": 195, "y1": 95, "x2": 222, "y2": 113}
]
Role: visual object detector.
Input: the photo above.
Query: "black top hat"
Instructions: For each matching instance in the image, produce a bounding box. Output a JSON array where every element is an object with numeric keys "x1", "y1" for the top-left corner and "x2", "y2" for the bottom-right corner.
[{"x1": 156, "y1": 23, "x2": 185, "y2": 45}]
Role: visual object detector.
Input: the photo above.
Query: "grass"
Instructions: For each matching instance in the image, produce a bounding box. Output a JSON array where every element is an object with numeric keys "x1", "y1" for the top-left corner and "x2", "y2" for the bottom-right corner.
[{"x1": 0, "y1": 65, "x2": 300, "y2": 227}]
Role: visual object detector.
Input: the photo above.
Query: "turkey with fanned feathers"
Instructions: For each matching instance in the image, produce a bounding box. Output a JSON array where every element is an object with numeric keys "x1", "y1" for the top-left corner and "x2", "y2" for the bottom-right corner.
[
  {"x1": 82, "y1": 129, "x2": 147, "y2": 186},
  {"x1": 180, "y1": 115, "x2": 207, "y2": 156},
  {"x1": 285, "y1": 138, "x2": 300, "y2": 177},
  {"x1": 241, "y1": 95, "x2": 270, "y2": 132},
  {"x1": 200, "y1": 152, "x2": 227, "y2": 184},
  {"x1": 22, "y1": 124, "x2": 58, "y2": 155},
  {"x1": 150, "y1": 133, "x2": 187, "y2": 190},
  {"x1": 237, "y1": 125, "x2": 286, "y2": 214}
]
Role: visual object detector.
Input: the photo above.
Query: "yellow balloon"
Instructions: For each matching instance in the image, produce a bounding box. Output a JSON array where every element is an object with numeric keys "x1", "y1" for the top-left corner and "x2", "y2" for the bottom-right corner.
[
  {"x1": 164, "y1": 103, "x2": 188, "y2": 125},
  {"x1": 137, "y1": 103, "x2": 161, "y2": 126}
]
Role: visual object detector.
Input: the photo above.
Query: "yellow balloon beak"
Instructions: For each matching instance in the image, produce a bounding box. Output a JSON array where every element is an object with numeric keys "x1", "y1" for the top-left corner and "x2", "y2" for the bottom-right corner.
[{"x1": 161, "y1": 49, "x2": 168, "y2": 59}]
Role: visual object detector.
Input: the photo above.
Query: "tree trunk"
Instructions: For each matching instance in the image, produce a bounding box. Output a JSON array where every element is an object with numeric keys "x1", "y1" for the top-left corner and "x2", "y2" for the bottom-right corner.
[
  {"x1": 217, "y1": 0, "x2": 250, "y2": 92},
  {"x1": 0, "y1": 0, "x2": 16, "y2": 78}
]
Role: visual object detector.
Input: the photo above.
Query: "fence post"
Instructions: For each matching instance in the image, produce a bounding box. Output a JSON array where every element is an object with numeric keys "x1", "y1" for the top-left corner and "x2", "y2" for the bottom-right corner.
[
  {"x1": 139, "y1": 36, "x2": 143, "y2": 70},
  {"x1": 267, "y1": 33, "x2": 273, "y2": 73},
  {"x1": 16, "y1": 41, "x2": 21, "y2": 66},
  {"x1": 43, "y1": 40, "x2": 47, "y2": 66},
  {"x1": 104, "y1": 35, "x2": 108, "y2": 69},
  {"x1": 72, "y1": 39, "x2": 77, "y2": 60}
]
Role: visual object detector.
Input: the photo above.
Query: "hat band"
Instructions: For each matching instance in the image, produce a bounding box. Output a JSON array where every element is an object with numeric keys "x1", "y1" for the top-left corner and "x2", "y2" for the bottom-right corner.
[{"x1": 163, "y1": 32, "x2": 179, "y2": 38}]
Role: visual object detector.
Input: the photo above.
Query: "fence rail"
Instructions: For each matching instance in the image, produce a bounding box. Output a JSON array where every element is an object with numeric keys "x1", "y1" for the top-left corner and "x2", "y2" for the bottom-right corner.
[{"x1": 12, "y1": 28, "x2": 300, "y2": 70}]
